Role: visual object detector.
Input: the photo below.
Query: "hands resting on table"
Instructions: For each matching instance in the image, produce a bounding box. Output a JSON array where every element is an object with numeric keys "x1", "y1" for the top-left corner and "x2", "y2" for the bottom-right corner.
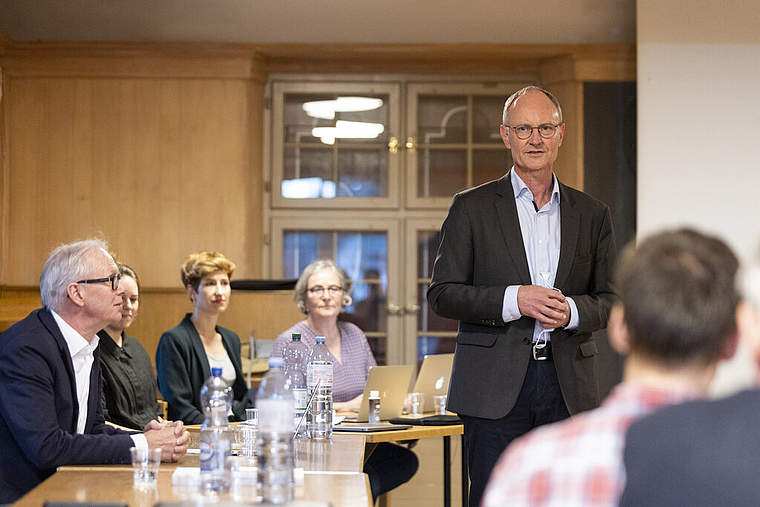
[{"x1": 142, "y1": 418, "x2": 190, "y2": 461}]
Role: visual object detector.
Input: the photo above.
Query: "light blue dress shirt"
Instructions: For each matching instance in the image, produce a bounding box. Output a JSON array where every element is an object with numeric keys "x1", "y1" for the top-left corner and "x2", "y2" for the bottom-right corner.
[{"x1": 501, "y1": 170, "x2": 579, "y2": 342}]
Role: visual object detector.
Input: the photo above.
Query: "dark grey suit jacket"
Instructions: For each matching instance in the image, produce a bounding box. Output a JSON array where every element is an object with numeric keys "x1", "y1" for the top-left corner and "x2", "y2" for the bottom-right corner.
[
  {"x1": 155, "y1": 314, "x2": 252, "y2": 424},
  {"x1": 0, "y1": 309, "x2": 134, "y2": 504},
  {"x1": 427, "y1": 172, "x2": 617, "y2": 419},
  {"x1": 621, "y1": 389, "x2": 760, "y2": 507}
]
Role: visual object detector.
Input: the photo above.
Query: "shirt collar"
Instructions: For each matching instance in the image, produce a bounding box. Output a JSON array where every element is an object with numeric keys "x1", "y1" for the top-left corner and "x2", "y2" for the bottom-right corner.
[
  {"x1": 51, "y1": 310, "x2": 100, "y2": 359},
  {"x1": 510, "y1": 169, "x2": 560, "y2": 205}
]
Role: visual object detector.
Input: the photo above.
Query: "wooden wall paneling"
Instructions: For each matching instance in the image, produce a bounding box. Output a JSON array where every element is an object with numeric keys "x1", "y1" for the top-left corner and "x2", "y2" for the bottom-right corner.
[
  {"x1": 540, "y1": 56, "x2": 584, "y2": 191},
  {"x1": 244, "y1": 56, "x2": 267, "y2": 279},
  {"x1": 127, "y1": 289, "x2": 304, "y2": 366},
  {"x1": 0, "y1": 286, "x2": 41, "y2": 332},
  {"x1": 3, "y1": 70, "x2": 252, "y2": 287},
  {"x1": 1, "y1": 66, "x2": 8, "y2": 282}
]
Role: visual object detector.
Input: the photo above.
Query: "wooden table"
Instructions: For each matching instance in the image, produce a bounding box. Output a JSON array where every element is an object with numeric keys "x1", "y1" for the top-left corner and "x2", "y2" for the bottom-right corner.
[
  {"x1": 337, "y1": 422, "x2": 466, "y2": 507},
  {"x1": 16, "y1": 434, "x2": 372, "y2": 507},
  {"x1": 15, "y1": 468, "x2": 369, "y2": 507}
]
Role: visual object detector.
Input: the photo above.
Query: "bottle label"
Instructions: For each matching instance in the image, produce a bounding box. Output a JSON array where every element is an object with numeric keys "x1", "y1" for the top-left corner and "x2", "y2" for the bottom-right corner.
[
  {"x1": 307, "y1": 362, "x2": 333, "y2": 389},
  {"x1": 257, "y1": 398, "x2": 295, "y2": 432},
  {"x1": 200, "y1": 431, "x2": 231, "y2": 473},
  {"x1": 292, "y1": 388, "x2": 308, "y2": 413}
]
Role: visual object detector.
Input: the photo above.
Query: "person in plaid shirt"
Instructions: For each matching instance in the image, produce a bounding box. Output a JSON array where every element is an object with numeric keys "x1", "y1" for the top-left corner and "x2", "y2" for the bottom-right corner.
[{"x1": 482, "y1": 228, "x2": 741, "y2": 507}]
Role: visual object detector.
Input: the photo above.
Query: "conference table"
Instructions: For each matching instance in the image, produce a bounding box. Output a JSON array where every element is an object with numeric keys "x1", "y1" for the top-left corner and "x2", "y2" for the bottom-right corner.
[
  {"x1": 17, "y1": 423, "x2": 464, "y2": 507},
  {"x1": 351, "y1": 423, "x2": 467, "y2": 507}
]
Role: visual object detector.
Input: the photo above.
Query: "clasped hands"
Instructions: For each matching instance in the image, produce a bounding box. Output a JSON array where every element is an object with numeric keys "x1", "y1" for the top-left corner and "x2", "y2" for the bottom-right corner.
[
  {"x1": 517, "y1": 285, "x2": 570, "y2": 329},
  {"x1": 142, "y1": 418, "x2": 190, "y2": 461}
]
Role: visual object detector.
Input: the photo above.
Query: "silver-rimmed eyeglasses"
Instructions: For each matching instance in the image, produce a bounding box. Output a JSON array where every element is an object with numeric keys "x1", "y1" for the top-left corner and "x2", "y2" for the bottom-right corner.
[
  {"x1": 77, "y1": 273, "x2": 121, "y2": 290},
  {"x1": 507, "y1": 123, "x2": 560, "y2": 140},
  {"x1": 307, "y1": 285, "x2": 345, "y2": 297}
]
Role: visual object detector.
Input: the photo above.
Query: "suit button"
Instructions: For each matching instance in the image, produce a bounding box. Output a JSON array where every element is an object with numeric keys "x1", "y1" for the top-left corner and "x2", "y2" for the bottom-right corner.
[{"x1": 523, "y1": 337, "x2": 531, "y2": 345}]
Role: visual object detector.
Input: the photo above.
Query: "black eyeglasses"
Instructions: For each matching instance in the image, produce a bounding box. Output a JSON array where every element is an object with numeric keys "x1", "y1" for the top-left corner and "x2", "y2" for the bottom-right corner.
[
  {"x1": 507, "y1": 123, "x2": 560, "y2": 140},
  {"x1": 307, "y1": 285, "x2": 345, "y2": 296},
  {"x1": 77, "y1": 273, "x2": 121, "y2": 291}
]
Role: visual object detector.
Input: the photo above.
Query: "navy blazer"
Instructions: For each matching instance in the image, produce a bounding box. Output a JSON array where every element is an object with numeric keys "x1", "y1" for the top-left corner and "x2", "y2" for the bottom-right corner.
[
  {"x1": 427, "y1": 172, "x2": 617, "y2": 418},
  {"x1": 0, "y1": 308, "x2": 135, "y2": 504},
  {"x1": 155, "y1": 314, "x2": 252, "y2": 424}
]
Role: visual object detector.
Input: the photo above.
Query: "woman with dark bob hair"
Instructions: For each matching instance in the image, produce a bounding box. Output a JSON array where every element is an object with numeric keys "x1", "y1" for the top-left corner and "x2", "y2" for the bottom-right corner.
[
  {"x1": 272, "y1": 259, "x2": 418, "y2": 501},
  {"x1": 156, "y1": 251, "x2": 253, "y2": 424}
]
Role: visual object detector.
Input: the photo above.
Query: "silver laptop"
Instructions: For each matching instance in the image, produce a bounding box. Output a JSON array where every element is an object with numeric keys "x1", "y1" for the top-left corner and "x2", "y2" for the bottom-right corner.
[
  {"x1": 411, "y1": 353, "x2": 454, "y2": 413},
  {"x1": 343, "y1": 364, "x2": 414, "y2": 422}
]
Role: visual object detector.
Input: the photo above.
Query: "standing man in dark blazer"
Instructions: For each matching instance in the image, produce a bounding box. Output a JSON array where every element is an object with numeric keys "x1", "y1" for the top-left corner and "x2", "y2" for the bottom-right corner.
[
  {"x1": 0, "y1": 239, "x2": 189, "y2": 504},
  {"x1": 427, "y1": 85, "x2": 617, "y2": 507}
]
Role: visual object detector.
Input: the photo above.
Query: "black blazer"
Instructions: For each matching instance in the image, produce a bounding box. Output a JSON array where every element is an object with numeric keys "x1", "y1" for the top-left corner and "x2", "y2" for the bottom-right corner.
[
  {"x1": 155, "y1": 314, "x2": 252, "y2": 424},
  {"x1": 427, "y1": 172, "x2": 617, "y2": 419},
  {"x1": 621, "y1": 389, "x2": 760, "y2": 507},
  {"x1": 0, "y1": 308, "x2": 135, "y2": 504}
]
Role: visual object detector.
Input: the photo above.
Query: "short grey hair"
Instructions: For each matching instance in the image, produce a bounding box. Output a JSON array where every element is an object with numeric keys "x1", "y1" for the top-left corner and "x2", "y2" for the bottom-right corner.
[
  {"x1": 293, "y1": 259, "x2": 353, "y2": 315},
  {"x1": 502, "y1": 85, "x2": 563, "y2": 126},
  {"x1": 40, "y1": 238, "x2": 112, "y2": 312}
]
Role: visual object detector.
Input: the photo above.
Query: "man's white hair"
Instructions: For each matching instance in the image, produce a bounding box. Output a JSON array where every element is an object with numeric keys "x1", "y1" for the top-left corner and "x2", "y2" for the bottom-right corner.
[{"x1": 40, "y1": 238, "x2": 111, "y2": 312}]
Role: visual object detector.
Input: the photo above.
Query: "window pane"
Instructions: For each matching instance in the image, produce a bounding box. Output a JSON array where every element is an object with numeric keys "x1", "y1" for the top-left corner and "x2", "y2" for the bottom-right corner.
[
  {"x1": 336, "y1": 232, "x2": 387, "y2": 282},
  {"x1": 473, "y1": 149, "x2": 510, "y2": 186},
  {"x1": 417, "y1": 149, "x2": 467, "y2": 197},
  {"x1": 282, "y1": 231, "x2": 332, "y2": 277},
  {"x1": 283, "y1": 93, "x2": 390, "y2": 144},
  {"x1": 343, "y1": 281, "x2": 386, "y2": 333},
  {"x1": 472, "y1": 96, "x2": 508, "y2": 144},
  {"x1": 418, "y1": 283, "x2": 458, "y2": 333},
  {"x1": 418, "y1": 95, "x2": 468, "y2": 144},
  {"x1": 283, "y1": 230, "x2": 388, "y2": 365},
  {"x1": 336, "y1": 148, "x2": 388, "y2": 197},
  {"x1": 417, "y1": 336, "x2": 456, "y2": 363},
  {"x1": 282, "y1": 148, "x2": 336, "y2": 198},
  {"x1": 417, "y1": 230, "x2": 439, "y2": 279},
  {"x1": 281, "y1": 91, "x2": 391, "y2": 201}
]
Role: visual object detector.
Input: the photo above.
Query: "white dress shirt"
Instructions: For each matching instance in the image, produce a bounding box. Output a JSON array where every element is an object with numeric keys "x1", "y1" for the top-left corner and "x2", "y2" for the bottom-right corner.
[
  {"x1": 501, "y1": 170, "x2": 580, "y2": 341},
  {"x1": 51, "y1": 311, "x2": 147, "y2": 448}
]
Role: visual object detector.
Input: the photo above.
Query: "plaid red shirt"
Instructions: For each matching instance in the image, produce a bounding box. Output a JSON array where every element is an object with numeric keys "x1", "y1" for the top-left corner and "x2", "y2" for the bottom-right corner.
[{"x1": 481, "y1": 383, "x2": 699, "y2": 507}]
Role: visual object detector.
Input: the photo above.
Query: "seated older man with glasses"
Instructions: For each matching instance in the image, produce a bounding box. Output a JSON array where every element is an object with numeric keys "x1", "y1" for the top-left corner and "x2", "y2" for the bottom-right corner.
[{"x1": 0, "y1": 239, "x2": 189, "y2": 504}]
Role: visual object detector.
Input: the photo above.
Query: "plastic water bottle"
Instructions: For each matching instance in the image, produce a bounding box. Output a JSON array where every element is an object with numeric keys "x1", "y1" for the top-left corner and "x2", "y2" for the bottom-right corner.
[
  {"x1": 199, "y1": 367, "x2": 233, "y2": 495},
  {"x1": 306, "y1": 336, "x2": 333, "y2": 439},
  {"x1": 368, "y1": 390, "x2": 381, "y2": 424},
  {"x1": 256, "y1": 357, "x2": 295, "y2": 504},
  {"x1": 283, "y1": 333, "x2": 309, "y2": 436}
]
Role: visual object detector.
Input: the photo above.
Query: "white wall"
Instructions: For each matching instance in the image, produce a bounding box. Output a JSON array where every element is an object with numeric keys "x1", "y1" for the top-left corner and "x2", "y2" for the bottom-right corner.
[{"x1": 638, "y1": 0, "x2": 760, "y2": 394}]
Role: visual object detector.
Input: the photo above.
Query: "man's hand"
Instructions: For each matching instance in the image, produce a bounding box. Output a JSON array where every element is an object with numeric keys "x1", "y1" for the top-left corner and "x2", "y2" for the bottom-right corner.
[
  {"x1": 144, "y1": 420, "x2": 190, "y2": 461},
  {"x1": 517, "y1": 285, "x2": 571, "y2": 329}
]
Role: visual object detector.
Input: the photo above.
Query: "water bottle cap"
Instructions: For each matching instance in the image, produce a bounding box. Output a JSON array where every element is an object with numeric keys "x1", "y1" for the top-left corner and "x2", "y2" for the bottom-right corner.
[
  {"x1": 268, "y1": 356, "x2": 283, "y2": 368},
  {"x1": 369, "y1": 390, "x2": 379, "y2": 398},
  {"x1": 315, "y1": 336, "x2": 326, "y2": 344},
  {"x1": 211, "y1": 367, "x2": 223, "y2": 377},
  {"x1": 292, "y1": 333, "x2": 301, "y2": 341}
]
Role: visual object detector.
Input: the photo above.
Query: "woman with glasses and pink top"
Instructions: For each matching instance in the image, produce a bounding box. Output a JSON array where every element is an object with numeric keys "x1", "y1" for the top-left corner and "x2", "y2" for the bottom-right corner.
[{"x1": 272, "y1": 259, "x2": 418, "y2": 501}]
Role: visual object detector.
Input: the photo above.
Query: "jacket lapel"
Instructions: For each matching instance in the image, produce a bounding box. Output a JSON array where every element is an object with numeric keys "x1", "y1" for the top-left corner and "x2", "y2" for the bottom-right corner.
[
  {"x1": 555, "y1": 182, "x2": 579, "y2": 290},
  {"x1": 496, "y1": 172, "x2": 532, "y2": 285},
  {"x1": 183, "y1": 314, "x2": 212, "y2": 380},
  {"x1": 39, "y1": 308, "x2": 80, "y2": 432}
]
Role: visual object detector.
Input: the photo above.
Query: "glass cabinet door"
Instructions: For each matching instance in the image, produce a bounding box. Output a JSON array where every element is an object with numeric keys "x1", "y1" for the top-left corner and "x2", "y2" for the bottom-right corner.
[
  {"x1": 271, "y1": 217, "x2": 401, "y2": 365},
  {"x1": 272, "y1": 82, "x2": 401, "y2": 209},
  {"x1": 404, "y1": 219, "x2": 459, "y2": 365},
  {"x1": 405, "y1": 82, "x2": 531, "y2": 208}
]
